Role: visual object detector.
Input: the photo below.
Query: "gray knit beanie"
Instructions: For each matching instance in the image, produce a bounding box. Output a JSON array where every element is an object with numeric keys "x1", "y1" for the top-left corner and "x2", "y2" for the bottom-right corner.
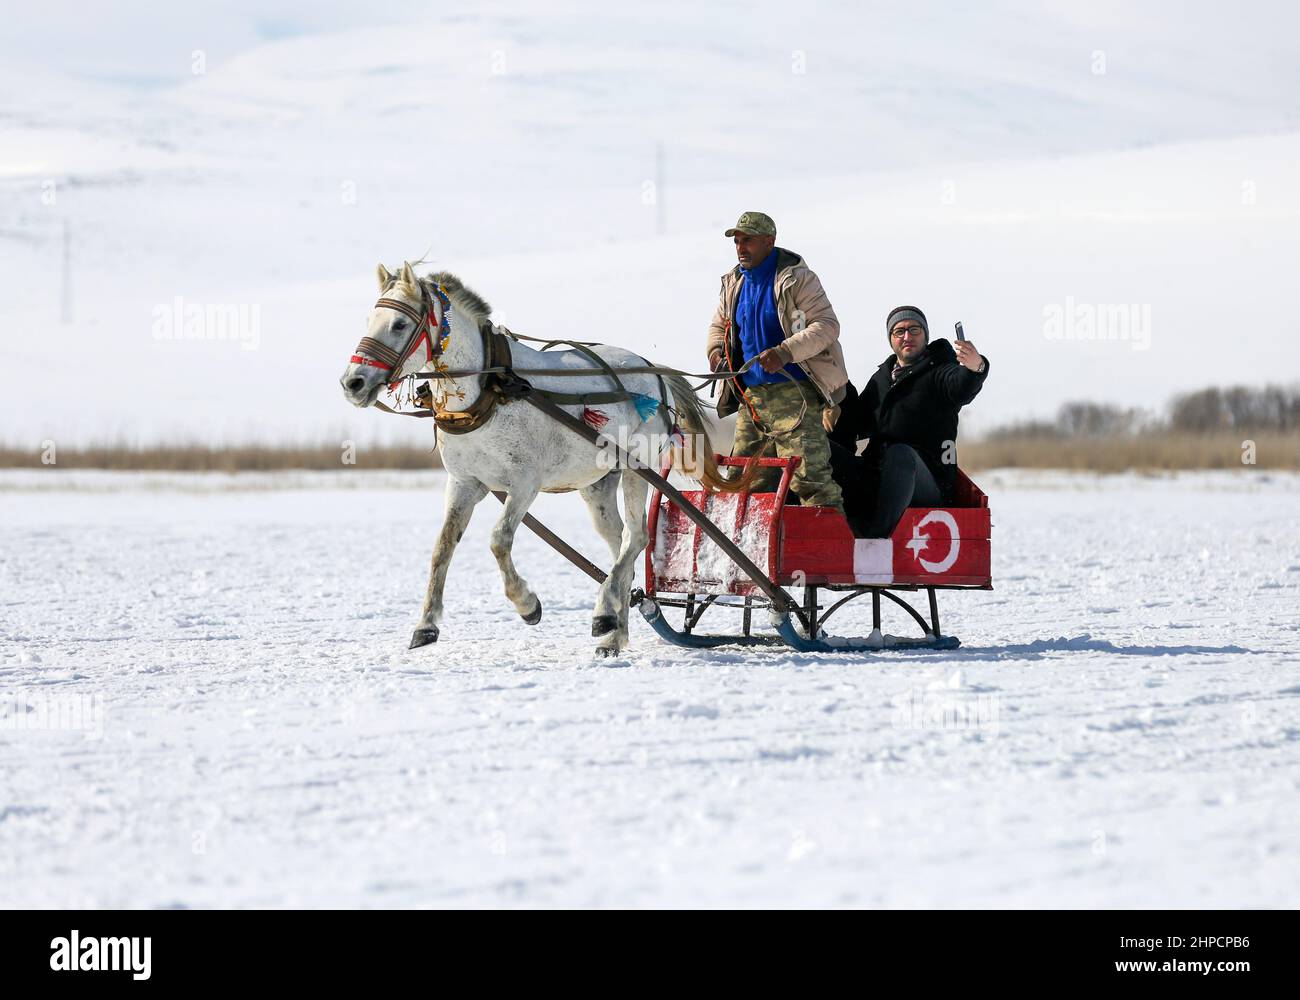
[{"x1": 886, "y1": 305, "x2": 929, "y2": 341}]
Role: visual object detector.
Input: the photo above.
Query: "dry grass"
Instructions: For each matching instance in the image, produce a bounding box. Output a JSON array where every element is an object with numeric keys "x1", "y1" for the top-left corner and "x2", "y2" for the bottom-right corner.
[
  {"x1": 4, "y1": 432, "x2": 1297, "y2": 473},
  {"x1": 0, "y1": 443, "x2": 441, "y2": 472},
  {"x1": 962, "y1": 432, "x2": 1300, "y2": 472}
]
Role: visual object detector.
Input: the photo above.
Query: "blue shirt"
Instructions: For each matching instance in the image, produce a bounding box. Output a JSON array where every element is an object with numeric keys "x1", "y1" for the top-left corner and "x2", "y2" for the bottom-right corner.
[{"x1": 735, "y1": 251, "x2": 805, "y2": 387}]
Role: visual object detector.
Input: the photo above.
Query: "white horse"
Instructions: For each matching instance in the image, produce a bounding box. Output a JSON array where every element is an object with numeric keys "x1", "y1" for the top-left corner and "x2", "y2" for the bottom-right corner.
[{"x1": 340, "y1": 262, "x2": 746, "y2": 656}]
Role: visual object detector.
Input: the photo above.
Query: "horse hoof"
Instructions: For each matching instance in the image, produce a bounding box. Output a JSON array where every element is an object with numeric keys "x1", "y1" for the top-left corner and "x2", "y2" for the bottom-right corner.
[
  {"x1": 593, "y1": 645, "x2": 620, "y2": 658},
  {"x1": 409, "y1": 626, "x2": 439, "y2": 649},
  {"x1": 591, "y1": 614, "x2": 618, "y2": 637},
  {"x1": 522, "y1": 599, "x2": 542, "y2": 625}
]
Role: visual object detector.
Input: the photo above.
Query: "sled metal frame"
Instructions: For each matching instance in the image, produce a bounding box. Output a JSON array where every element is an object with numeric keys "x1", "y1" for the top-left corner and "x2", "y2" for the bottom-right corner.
[
  {"x1": 647, "y1": 585, "x2": 939, "y2": 638},
  {"x1": 634, "y1": 583, "x2": 964, "y2": 652}
]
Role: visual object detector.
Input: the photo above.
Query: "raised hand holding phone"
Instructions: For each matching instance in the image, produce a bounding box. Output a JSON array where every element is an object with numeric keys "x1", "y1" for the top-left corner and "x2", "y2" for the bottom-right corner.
[{"x1": 953, "y1": 320, "x2": 983, "y2": 372}]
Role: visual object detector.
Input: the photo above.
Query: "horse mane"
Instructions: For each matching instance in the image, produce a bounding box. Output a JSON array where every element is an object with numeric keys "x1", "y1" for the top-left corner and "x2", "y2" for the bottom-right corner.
[
  {"x1": 385, "y1": 264, "x2": 492, "y2": 321},
  {"x1": 400, "y1": 271, "x2": 491, "y2": 322}
]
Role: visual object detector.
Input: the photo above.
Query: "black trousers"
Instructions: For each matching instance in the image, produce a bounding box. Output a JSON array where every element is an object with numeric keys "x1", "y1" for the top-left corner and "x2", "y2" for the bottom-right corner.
[{"x1": 829, "y1": 441, "x2": 942, "y2": 538}]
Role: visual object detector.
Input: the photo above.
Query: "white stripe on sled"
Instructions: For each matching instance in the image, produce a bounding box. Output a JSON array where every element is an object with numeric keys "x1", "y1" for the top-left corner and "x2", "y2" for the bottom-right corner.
[{"x1": 852, "y1": 538, "x2": 893, "y2": 584}]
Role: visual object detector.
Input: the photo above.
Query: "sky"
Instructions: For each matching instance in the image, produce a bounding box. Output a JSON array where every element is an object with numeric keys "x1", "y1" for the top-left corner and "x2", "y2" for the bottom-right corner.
[{"x1": 1, "y1": 1, "x2": 1298, "y2": 445}]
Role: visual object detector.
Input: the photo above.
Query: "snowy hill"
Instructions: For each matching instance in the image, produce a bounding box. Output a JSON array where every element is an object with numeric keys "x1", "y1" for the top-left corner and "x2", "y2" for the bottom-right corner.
[{"x1": 2, "y1": 1, "x2": 1299, "y2": 445}]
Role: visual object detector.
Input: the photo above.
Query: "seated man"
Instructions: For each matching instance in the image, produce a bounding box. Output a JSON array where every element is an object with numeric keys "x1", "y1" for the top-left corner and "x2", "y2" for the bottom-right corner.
[
  {"x1": 828, "y1": 306, "x2": 989, "y2": 537},
  {"x1": 706, "y1": 211, "x2": 847, "y2": 514}
]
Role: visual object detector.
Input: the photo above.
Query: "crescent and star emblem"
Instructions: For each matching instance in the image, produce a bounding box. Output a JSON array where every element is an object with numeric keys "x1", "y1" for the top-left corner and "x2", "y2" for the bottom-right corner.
[{"x1": 904, "y1": 510, "x2": 961, "y2": 574}]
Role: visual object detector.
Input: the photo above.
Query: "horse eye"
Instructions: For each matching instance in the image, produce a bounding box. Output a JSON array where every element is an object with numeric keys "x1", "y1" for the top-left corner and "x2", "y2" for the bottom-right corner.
[{"x1": 391, "y1": 319, "x2": 408, "y2": 331}]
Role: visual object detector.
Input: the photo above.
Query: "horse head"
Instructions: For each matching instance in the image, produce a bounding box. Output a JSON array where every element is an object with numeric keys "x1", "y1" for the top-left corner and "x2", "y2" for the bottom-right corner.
[{"x1": 340, "y1": 261, "x2": 448, "y2": 408}]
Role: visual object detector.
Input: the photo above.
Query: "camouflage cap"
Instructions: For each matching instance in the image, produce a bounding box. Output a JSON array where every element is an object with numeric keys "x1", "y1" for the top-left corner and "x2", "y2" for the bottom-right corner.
[{"x1": 724, "y1": 211, "x2": 777, "y2": 237}]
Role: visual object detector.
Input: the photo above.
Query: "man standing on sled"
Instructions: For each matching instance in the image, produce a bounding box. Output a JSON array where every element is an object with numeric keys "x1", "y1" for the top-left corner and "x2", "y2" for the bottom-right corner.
[
  {"x1": 706, "y1": 211, "x2": 847, "y2": 514},
  {"x1": 828, "y1": 305, "x2": 989, "y2": 537}
]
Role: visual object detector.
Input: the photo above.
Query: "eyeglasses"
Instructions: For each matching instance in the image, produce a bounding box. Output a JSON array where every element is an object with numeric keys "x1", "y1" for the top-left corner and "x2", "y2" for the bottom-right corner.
[{"x1": 890, "y1": 325, "x2": 925, "y2": 339}]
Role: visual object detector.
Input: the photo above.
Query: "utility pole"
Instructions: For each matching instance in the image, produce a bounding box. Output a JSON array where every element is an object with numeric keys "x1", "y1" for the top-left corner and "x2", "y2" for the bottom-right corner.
[{"x1": 61, "y1": 219, "x2": 72, "y2": 324}]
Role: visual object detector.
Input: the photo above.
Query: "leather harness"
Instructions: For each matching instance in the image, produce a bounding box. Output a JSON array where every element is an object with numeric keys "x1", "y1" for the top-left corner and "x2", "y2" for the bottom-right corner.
[{"x1": 384, "y1": 317, "x2": 669, "y2": 436}]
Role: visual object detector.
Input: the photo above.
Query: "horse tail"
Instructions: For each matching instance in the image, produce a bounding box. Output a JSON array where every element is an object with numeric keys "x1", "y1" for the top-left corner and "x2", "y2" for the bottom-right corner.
[{"x1": 662, "y1": 373, "x2": 758, "y2": 493}]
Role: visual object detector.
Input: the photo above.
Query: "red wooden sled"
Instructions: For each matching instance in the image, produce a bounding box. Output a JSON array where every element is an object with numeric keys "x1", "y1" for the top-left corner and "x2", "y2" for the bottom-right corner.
[{"x1": 638, "y1": 456, "x2": 991, "y2": 650}]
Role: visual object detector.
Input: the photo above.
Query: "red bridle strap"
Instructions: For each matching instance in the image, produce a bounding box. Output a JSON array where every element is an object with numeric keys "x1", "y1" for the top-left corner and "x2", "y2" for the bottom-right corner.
[
  {"x1": 351, "y1": 293, "x2": 442, "y2": 384},
  {"x1": 351, "y1": 336, "x2": 402, "y2": 372}
]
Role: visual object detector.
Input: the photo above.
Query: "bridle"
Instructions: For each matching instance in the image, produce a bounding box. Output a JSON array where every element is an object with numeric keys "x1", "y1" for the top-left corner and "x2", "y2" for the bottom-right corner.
[{"x1": 350, "y1": 283, "x2": 453, "y2": 388}]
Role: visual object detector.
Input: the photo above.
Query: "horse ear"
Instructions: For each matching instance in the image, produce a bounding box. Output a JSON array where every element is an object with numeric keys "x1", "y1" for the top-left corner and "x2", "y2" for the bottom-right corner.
[
  {"x1": 400, "y1": 261, "x2": 417, "y2": 289},
  {"x1": 376, "y1": 263, "x2": 394, "y2": 290}
]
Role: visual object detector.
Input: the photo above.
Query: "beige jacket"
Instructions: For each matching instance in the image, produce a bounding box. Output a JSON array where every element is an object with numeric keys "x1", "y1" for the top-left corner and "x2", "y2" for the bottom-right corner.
[{"x1": 706, "y1": 248, "x2": 849, "y2": 417}]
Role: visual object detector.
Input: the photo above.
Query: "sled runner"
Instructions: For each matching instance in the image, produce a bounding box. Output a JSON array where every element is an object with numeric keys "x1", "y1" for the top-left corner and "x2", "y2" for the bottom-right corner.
[{"x1": 637, "y1": 456, "x2": 991, "y2": 651}]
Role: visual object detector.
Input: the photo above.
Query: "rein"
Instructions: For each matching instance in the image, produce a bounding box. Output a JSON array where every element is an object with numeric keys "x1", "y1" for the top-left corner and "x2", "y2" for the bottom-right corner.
[
  {"x1": 398, "y1": 352, "x2": 806, "y2": 436},
  {"x1": 353, "y1": 289, "x2": 779, "y2": 431},
  {"x1": 404, "y1": 358, "x2": 757, "y2": 386}
]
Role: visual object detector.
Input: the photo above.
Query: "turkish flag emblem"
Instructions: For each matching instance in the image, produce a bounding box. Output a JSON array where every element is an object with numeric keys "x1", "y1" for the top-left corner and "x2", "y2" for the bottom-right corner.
[{"x1": 903, "y1": 510, "x2": 961, "y2": 574}]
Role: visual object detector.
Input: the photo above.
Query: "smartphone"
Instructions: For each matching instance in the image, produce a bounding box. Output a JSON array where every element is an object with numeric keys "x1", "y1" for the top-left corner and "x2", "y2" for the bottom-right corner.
[{"x1": 954, "y1": 321, "x2": 966, "y2": 342}]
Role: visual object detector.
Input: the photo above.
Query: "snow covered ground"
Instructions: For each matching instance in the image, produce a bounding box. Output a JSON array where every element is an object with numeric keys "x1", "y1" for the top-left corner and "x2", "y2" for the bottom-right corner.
[{"x1": 3, "y1": 469, "x2": 1298, "y2": 907}]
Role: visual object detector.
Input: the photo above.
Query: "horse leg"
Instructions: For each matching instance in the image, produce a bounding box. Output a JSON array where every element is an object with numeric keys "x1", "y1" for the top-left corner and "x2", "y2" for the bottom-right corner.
[
  {"x1": 489, "y1": 480, "x2": 544, "y2": 624},
  {"x1": 594, "y1": 471, "x2": 650, "y2": 656},
  {"x1": 580, "y1": 472, "x2": 625, "y2": 638},
  {"x1": 411, "y1": 475, "x2": 488, "y2": 649}
]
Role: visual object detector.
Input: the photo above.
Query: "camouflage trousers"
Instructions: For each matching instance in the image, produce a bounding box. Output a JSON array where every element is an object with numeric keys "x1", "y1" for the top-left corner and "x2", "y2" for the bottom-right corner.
[{"x1": 730, "y1": 380, "x2": 844, "y2": 512}]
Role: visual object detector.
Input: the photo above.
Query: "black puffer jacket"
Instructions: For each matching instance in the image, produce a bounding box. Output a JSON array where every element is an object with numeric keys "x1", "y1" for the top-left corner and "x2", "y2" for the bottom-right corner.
[{"x1": 831, "y1": 338, "x2": 989, "y2": 501}]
